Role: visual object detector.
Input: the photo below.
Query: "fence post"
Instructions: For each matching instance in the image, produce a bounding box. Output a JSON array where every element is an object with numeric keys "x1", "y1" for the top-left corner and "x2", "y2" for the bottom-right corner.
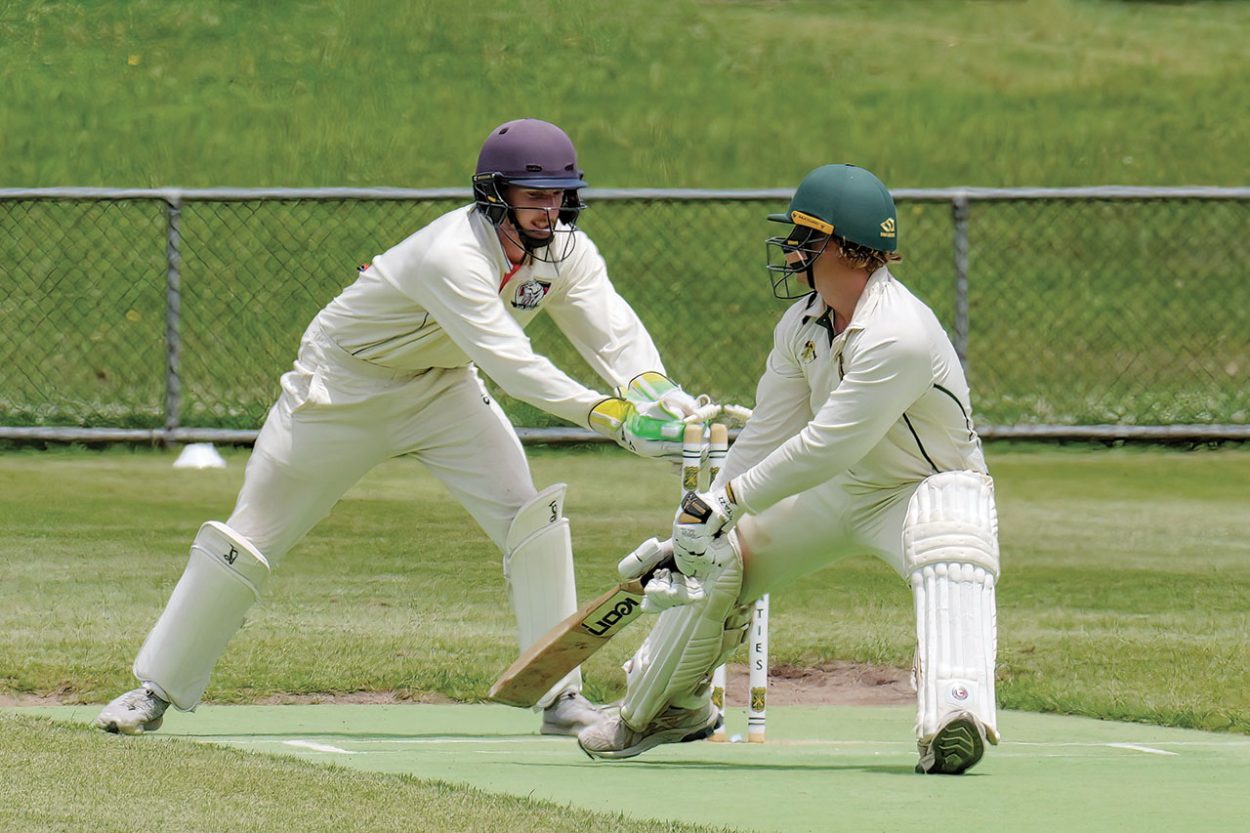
[
  {"x1": 163, "y1": 196, "x2": 183, "y2": 446},
  {"x1": 951, "y1": 193, "x2": 970, "y2": 370}
]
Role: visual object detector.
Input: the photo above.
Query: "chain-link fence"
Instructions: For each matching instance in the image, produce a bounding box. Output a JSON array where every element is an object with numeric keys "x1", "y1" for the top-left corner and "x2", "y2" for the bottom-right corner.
[{"x1": 2, "y1": 186, "x2": 1248, "y2": 443}]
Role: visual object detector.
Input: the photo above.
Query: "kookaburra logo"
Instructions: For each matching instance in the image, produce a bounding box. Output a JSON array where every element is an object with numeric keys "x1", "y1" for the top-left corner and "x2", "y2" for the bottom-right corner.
[
  {"x1": 511, "y1": 278, "x2": 552, "y2": 310},
  {"x1": 581, "y1": 597, "x2": 641, "y2": 636}
]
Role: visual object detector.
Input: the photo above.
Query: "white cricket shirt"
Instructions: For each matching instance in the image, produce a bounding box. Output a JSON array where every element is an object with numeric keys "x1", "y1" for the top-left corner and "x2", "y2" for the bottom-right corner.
[
  {"x1": 313, "y1": 205, "x2": 664, "y2": 427},
  {"x1": 726, "y1": 267, "x2": 988, "y2": 513}
]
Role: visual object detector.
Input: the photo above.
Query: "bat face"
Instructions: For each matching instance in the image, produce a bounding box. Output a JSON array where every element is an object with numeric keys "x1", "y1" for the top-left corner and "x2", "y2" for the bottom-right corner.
[
  {"x1": 580, "y1": 588, "x2": 645, "y2": 637},
  {"x1": 487, "y1": 580, "x2": 645, "y2": 708},
  {"x1": 488, "y1": 425, "x2": 713, "y2": 709}
]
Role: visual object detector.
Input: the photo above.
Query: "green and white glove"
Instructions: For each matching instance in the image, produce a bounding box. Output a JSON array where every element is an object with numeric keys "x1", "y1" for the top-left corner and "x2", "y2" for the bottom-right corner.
[
  {"x1": 624, "y1": 371, "x2": 702, "y2": 421},
  {"x1": 588, "y1": 396, "x2": 686, "y2": 460},
  {"x1": 589, "y1": 372, "x2": 701, "y2": 461}
]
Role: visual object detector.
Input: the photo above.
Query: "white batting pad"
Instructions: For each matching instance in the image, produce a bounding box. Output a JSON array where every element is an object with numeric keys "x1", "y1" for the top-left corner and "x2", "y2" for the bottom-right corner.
[
  {"x1": 620, "y1": 535, "x2": 743, "y2": 729},
  {"x1": 502, "y1": 484, "x2": 579, "y2": 708},
  {"x1": 904, "y1": 471, "x2": 1000, "y2": 743},
  {"x1": 134, "y1": 521, "x2": 270, "y2": 711}
]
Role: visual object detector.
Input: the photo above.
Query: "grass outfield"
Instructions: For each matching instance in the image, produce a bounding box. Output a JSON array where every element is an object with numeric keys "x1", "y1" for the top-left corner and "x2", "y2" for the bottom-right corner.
[
  {"x1": 3, "y1": 0, "x2": 1248, "y2": 189},
  {"x1": 3, "y1": 443, "x2": 1248, "y2": 728},
  {"x1": 2, "y1": 443, "x2": 1248, "y2": 829},
  {"x1": 0, "y1": 712, "x2": 730, "y2": 833}
]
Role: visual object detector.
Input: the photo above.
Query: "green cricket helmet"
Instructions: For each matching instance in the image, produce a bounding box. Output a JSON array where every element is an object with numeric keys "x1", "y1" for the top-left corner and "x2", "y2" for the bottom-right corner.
[{"x1": 765, "y1": 164, "x2": 898, "y2": 299}]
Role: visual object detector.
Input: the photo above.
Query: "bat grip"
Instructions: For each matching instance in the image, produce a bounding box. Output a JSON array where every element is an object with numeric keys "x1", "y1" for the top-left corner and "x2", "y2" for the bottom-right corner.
[{"x1": 641, "y1": 554, "x2": 677, "y2": 585}]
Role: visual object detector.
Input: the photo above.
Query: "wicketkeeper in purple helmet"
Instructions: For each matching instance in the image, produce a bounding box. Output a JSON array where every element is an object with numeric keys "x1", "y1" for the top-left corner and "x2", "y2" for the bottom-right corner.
[{"x1": 95, "y1": 118, "x2": 710, "y2": 737}]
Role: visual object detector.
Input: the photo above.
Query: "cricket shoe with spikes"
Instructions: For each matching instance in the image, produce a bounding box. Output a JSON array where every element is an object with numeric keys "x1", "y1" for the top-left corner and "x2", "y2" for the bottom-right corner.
[
  {"x1": 577, "y1": 701, "x2": 721, "y2": 760},
  {"x1": 94, "y1": 685, "x2": 170, "y2": 735},
  {"x1": 540, "y1": 689, "x2": 609, "y2": 736},
  {"x1": 916, "y1": 712, "x2": 995, "y2": 774}
]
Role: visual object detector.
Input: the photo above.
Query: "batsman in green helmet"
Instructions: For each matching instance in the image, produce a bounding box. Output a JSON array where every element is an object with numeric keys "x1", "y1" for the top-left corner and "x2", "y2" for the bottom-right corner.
[
  {"x1": 580, "y1": 164, "x2": 1003, "y2": 776},
  {"x1": 765, "y1": 163, "x2": 902, "y2": 300}
]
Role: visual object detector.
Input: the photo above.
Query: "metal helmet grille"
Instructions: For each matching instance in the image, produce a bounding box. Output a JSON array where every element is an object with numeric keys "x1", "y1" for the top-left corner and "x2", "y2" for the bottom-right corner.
[{"x1": 765, "y1": 225, "x2": 831, "y2": 300}]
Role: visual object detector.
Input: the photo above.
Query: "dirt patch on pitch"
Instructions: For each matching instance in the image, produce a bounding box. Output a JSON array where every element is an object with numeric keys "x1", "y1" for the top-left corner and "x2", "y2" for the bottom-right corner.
[
  {"x1": 719, "y1": 661, "x2": 913, "y2": 707},
  {"x1": 0, "y1": 663, "x2": 911, "y2": 708}
]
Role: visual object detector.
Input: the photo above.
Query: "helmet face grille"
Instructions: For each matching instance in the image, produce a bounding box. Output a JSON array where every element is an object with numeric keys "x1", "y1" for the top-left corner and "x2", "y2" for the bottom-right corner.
[
  {"x1": 472, "y1": 172, "x2": 587, "y2": 263},
  {"x1": 765, "y1": 230, "x2": 830, "y2": 300}
]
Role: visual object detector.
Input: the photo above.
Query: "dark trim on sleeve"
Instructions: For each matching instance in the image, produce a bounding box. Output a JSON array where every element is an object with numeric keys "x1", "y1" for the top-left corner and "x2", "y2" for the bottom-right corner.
[
  {"x1": 903, "y1": 413, "x2": 941, "y2": 474},
  {"x1": 934, "y1": 383, "x2": 976, "y2": 441}
]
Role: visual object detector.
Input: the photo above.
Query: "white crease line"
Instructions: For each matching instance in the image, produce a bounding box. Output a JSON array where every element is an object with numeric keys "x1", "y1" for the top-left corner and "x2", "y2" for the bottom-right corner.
[
  {"x1": 1105, "y1": 743, "x2": 1178, "y2": 756},
  {"x1": 284, "y1": 740, "x2": 356, "y2": 754}
]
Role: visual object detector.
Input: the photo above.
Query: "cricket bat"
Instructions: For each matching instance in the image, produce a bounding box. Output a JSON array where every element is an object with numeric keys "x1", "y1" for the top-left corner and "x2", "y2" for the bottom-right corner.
[
  {"x1": 487, "y1": 571, "x2": 652, "y2": 708},
  {"x1": 487, "y1": 423, "x2": 707, "y2": 708}
]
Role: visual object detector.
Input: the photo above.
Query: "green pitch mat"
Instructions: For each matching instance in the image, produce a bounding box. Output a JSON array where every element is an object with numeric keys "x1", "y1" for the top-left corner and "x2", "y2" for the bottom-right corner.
[{"x1": 19, "y1": 704, "x2": 1250, "y2": 832}]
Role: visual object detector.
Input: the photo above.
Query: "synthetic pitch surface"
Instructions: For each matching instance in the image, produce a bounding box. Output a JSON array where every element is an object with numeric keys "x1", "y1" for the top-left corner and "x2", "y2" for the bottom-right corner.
[{"x1": 18, "y1": 704, "x2": 1250, "y2": 832}]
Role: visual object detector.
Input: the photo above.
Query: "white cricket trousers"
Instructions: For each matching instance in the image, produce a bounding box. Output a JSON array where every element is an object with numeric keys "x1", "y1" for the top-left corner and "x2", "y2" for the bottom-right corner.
[
  {"x1": 226, "y1": 323, "x2": 537, "y2": 566},
  {"x1": 735, "y1": 474, "x2": 920, "y2": 603}
]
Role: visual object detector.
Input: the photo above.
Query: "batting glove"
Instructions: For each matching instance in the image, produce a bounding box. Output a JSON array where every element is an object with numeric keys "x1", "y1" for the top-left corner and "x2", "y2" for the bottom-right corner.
[
  {"x1": 641, "y1": 568, "x2": 706, "y2": 613},
  {"x1": 672, "y1": 483, "x2": 743, "y2": 578}
]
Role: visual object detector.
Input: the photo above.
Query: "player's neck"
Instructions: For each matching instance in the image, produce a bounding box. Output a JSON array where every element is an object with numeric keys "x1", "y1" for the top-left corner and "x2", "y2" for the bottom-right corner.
[
  {"x1": 496, "y1": 227, "x2": 529, "y2": 266},
  {"x1": 816, "y1": 267, "x2": 869, "y2": 331}
]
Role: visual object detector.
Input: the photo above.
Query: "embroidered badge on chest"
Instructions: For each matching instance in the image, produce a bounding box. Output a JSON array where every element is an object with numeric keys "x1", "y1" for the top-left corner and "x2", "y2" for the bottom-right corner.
[
  {"x1": 511, "y1": 278, "x2": 552, "y2": 310},
  {"x1": 800, "y1": 340, "x2": 817, "y2": 363}
]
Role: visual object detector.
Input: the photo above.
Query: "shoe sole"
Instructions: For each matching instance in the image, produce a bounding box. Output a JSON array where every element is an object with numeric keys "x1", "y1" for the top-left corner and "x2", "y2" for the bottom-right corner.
[
  {"x1": 97, "y1": 720, "x2": 151, "y2": 735},
  {"x1": 94, "y1": 714, "x2": 164, "y2": 735},
  {"x1": 579, "y1": 714, "x2": 721, "y2": 761},
  {"x1": 917, "y1": 716, "x2": 985, "y2": 774}
]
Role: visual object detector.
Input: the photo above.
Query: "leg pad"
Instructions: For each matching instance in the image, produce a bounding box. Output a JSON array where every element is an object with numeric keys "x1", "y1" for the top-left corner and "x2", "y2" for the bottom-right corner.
[{"x1": 134, "y1": 522, "x2": 270, "y2": 710}]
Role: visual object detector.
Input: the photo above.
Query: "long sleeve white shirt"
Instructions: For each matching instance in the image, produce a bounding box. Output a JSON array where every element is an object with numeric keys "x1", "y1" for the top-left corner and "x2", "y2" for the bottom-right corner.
[
  {"x1": 312, "y1": 205, "x2": 664, "y2": 427},
  {"x1": 725, "y1": 267, "x2": 987, "y2": 514}
]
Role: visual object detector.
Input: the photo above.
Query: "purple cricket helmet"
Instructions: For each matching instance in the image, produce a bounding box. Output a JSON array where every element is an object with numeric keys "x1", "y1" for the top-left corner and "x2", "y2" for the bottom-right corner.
[
  {"x1": 475, "y1": 119, "x2": 587, "y2": 189},
  {"x1": 472, "y1": 119, "x2": 588, "y2": 261}
]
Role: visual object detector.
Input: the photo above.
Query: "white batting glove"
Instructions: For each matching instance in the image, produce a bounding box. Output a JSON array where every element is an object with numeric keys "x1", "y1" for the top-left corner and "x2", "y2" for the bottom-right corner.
[
  {"x1": 672, "y1": 483, "x2": 743, "y2": 579},
  {"x1": 641, "y1": 568, "x2": 706, "y2": 613},
  {"x1": 617, "y1": 537, "x2": 670, "y2": 581}
]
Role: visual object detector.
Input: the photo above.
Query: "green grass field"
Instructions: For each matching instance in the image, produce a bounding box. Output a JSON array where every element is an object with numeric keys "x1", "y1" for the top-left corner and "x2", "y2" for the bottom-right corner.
[
  {"x1": 3, "y1": 0, "x2": 1248, "y2": 189},
  {"x1": 2, "y1": 444, "x2": 1249, "y2": 829},
  {"x1": 5, "y1": 0, "x2": 1250, "y2": 432},
  {"x1": 4, "y1": 1, "x2": 1249, "y2": 829}
]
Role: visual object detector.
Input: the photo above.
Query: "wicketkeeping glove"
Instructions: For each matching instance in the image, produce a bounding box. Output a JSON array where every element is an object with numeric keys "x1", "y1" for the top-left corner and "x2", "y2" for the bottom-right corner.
[
  {"x1": 624, "y1": 371, "x2": 702, "y2": 421},
  {"x1": 588, "y1": 395, "x2": 686, "y2": 461}
]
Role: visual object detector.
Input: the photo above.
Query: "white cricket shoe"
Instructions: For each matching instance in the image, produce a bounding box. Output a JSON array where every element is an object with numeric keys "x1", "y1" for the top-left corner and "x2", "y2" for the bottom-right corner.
[
  {"x1": 94, "y1": 685, "x2": 170, "y2": 735},
  {"x1": 577, "y1": 701, "x2": 720, "y2": 760},
  {"x1": 916, "y1": 712, "x2": 995, "y2": 774},
  {"x1": 540, "y1": 689, "x2": 608, "y2": 736}
]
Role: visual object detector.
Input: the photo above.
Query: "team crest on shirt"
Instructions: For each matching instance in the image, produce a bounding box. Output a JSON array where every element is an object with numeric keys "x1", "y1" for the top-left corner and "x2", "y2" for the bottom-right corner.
[
  {"x1": 511, "y1": 278, "x2": 552, "y2": 310},
  {"x1": 800, "y1": 340, "x2": 817, "y2": 363}
]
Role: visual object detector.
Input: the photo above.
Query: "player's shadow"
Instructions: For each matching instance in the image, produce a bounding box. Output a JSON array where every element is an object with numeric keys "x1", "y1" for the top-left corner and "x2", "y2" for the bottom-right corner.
[{"x1": 525, "y1": 759, "x2": 924, "y2": 777}]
